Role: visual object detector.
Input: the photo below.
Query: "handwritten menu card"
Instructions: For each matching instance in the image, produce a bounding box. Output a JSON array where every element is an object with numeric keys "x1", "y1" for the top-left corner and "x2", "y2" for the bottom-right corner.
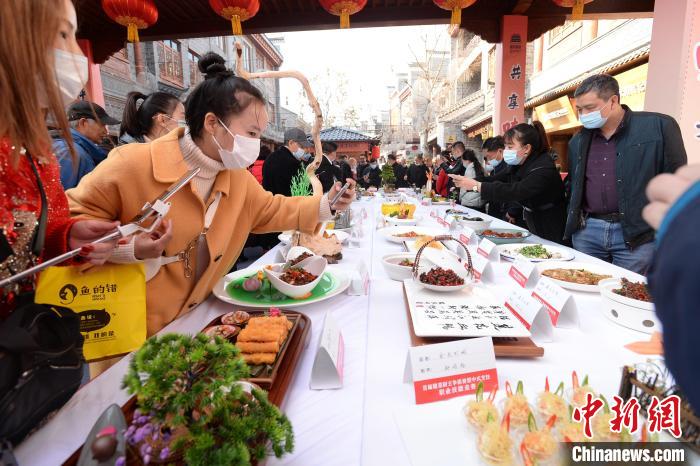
[{"x1": 403, "y1": 280, "x2": 530, "y2": 338}]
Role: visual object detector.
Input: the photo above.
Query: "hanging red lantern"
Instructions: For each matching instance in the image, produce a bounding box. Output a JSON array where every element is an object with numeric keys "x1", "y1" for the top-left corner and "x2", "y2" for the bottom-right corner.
[
  {"x1": 101, "y1": 0, "x2": 158, "y2": 43},
  {"x1": 209, "y1": 0, "x2": 260, "y2": 36},
  {"x1": 318, "y1": 0, "x2": 367, "y2": 29},
  {"x1": 551, "y1": 0, "x2": 594, "y2": 21},
  {"x1": 432, "y1": 0, "x2": 476, "y2": 27}
]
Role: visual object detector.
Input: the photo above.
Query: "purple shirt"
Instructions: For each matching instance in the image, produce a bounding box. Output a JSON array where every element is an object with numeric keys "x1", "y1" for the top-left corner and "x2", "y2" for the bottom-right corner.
[{"x1": 583, "y1": 129, "x2": 620, "y2": 214}]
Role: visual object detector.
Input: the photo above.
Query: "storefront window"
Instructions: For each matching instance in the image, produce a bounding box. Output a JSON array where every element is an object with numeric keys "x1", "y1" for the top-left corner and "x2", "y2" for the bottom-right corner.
[{"x1": 159, "y1": 40, "x2": 183, "y2": 86}]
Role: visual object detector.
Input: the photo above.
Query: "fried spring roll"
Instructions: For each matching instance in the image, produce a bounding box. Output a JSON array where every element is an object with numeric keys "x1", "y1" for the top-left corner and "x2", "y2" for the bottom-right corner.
[
  {"x1": 242, "y1": 353, "x2": 277, "y2": 365},
  {"x1": 236, "y1": 341, "x2": 280, "y2": 353}
]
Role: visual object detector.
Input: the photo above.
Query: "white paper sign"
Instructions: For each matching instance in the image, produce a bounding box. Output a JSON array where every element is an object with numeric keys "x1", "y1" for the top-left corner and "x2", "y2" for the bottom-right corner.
[
  {"x1": 310, "y1": 313, "x2": 345, "y2": 390},
  {"x1": 403, "y1": 337, "x2": 498, "y2": 404},
  {"x1": 531, "y1": 277, "x2": 579, "y2": 328},
  {"x1": 346, "y1": 260, "x2": 370, "y2": 295},
  {"x1": 403, "y1": 280, "x2": 530, "y2": 338},
  {"x1": 458, "y1": 227, "x2": 478, "y2": 246},
  {"x1": 477, "y1": 238, "x2": 498, "y2": 260},
  {"x1": 508, "y1": 258, "x2": 538, "y2": 288},
  {"x1": 504, "y1": 287, "x2": 554, "y2": 341},
  {"x1": 470, "y1": 253, "x2": 494, "y2": 282}
]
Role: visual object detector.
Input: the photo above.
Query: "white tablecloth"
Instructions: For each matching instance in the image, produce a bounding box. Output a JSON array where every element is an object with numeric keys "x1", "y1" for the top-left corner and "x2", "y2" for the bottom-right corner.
[{"x1": 16, "y1": 197, "x2": 695, "y2": 465}]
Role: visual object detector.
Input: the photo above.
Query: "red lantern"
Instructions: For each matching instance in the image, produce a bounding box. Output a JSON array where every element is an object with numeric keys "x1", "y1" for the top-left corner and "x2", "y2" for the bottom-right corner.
[
  {"x1": 318, "y1": 0, "x2": 367, "y2": 29},
  {"x1": 210, "y1": 0, "x2": 260, "y2": 36},
  {"x1": 432, "y1": 0, "x2": 476, "y2": 27},
  {"x1": 551, "y1": 0, "x2": 593, "y2": 21},
  {"x1": 102, "y1": 0, "x2": 158, "y2": 43}
]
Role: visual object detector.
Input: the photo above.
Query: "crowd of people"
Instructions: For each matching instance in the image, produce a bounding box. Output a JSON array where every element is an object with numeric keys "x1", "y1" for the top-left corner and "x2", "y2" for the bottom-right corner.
[{"x1": 1, "y1": 0, "x2": 699, "y2": 449}]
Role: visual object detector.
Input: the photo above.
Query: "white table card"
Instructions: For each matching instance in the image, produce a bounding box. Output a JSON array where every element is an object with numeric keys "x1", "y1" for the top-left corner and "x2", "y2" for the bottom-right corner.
[
  {"x1": 508, "y1": 258, "x2": 538, "y2": 288},
  {"x1": 310, "y1": 313, "x2": 345, "y2": 390},
  {"x1": 458, "y1": 227, "x2": 478, "y2": 246},
  {"x1": 477, "y1": 237, "x2": 498, "y2": 260},
  {"x1": 531, "y1": 277, "x2": 579, "y2": 328},
  {"x1": 403, "y1": 280, "x2": 530, "y2": 338},
  {"x1": 504, "y1": 287, "x2": 554, "y2": 341},
  {"x1": 346, "y1": 260, "x2": 370, "y2": 296},
  {"x1": 470, "y1": 253, "x2": 494, "y2": 283},
  {"x1": 403, "y1": 337, "x2": 498, "y2": 404}
]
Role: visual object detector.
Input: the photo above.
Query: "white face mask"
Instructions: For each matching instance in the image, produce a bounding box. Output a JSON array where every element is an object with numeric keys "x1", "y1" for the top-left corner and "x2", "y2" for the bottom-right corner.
[
  {"x1": 53, "y1": 48, "x2": 88, "y2": 107},
  {"x1": 292, "y1": 147, "x2": 307, "y2": 161},
  {"x1": 211, "y1": 119, "x2": 261, "y2": 169}
]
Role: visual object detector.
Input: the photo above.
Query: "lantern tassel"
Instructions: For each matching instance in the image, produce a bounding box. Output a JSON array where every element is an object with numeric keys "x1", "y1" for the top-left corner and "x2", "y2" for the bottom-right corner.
[
  {"x1": 571, "y1": 0, "x2": 584, "y2": 21},
  {"x1": 231, "y1": 15, "x2": 243, "y2": 35},
  {"x1": 127, "y1": 23, "x2": 139, "y2": 42},
  {"x1": 340, "y1": 10, "x2": 350, "y2": 29},
  {"x1": 450, "y1": 7, "x2": 461, "y2": 27}
]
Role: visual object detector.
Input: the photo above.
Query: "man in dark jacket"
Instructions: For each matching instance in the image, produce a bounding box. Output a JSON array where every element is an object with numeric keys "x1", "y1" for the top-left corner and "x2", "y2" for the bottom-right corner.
[
  {"x1": 407, "y1": 155, "x2": 429, "y2": 188},
  {"x1": 565, "y1": 74, "x2": 687, "y2": 274},
  {"x1": 387, "y1": 154, "x2": 407, "y2": 188},
  {"x1": 362, "y1": 159, "x2": 382, "y2": 189},
  {"x1": 262, "y1": 127, "x2": 312, "y2": 196},
  {"x1": 53, "y1": 101, "x2": 120, "y2": 189},
  {"x1": 480, "y1": 136, "x2": 526, "y2": 228},
  {"x1": 335, "y1": 154, "x2": 353, "y2": 185},
  {"x1": 357, "y1": 154, "x2": 369, "y2": 187},
  {"x1": 316, "y1": 141, "x2": 342, "y2": 192}
]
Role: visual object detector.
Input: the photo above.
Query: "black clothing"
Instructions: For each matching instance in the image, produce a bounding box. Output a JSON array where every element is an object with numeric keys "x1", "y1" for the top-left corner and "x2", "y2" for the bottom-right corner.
[
  {"x1": 480, "y1": 151, "x2": 566, "y2": 243},
  {"x1": 392, "y1": 163, "x2": 408, "y2": 188},
  {"x1": 262, "y1": 146, "x2": 303, "y2": 196},
  {"x1": 407, "y1": 163, "x2": 429, "y2": 188},
  {"x1": 565, "y1": 105, "x2": 687, "y2": 247},
  {"x1": 362, "y1": 165, "x2": 381, "y2": 189},
  {"x1": 317, "y1": 155, "x2": 342, "y2": 192}
]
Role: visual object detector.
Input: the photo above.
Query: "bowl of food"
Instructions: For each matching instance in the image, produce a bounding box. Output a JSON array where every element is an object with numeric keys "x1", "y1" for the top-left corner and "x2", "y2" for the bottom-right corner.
[
  {"x1": 598, "y1": 278, "x2": 659, "y2": 334},
  {"x1": 263, "y1": 256, "x2": 327, "y2": 299},
  {"x1": 380, "y1": 226, "x2": 444, "y2": 244},
  {"x1": 381, "y1": 253, "x2": 417, "y2": 281},
  {"x1": 498, "y1": 243, "x2": 575, "y2": 262},
  {"x1": 415, "y1": 266, "x2": 470, "y2": 292},
  {"x1": 536, "y1": 261, "x2": 615, "y2": 292},
  {"x1": 476, "y1": 228, "x2": 530, "y2": 244},
  {"x1": 452, "y1": 215, "x2": 492, "y2": 231},
  {"x1": 285, "y1": 246, "x2": 315, "y2": 264}
]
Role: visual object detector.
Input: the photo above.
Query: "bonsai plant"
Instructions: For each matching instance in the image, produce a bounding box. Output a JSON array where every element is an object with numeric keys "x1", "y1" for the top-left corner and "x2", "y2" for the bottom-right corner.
[
  {"x1": 121, "y1": 333, "x2": 294, "y2": 465},
  {"x1": 380, "y1": 163, "x2": 396, "y2": 192},
  {"x1": 290, "y1": 166, "x2": 312, "y2": 197}
]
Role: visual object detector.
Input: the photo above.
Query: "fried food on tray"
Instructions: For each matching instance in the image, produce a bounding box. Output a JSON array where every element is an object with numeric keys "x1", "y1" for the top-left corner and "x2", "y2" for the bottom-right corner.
[
  {"x1": 236, "y1": 341, "x2": 281, "y2": 353},
  {"x1": 293, "y1": 232, "x2": 342, "y2": 264},
  {"x1": 242, "y1": 353, "x2": 277, "y2": 365},
  {"x1": 414, "y1": 235, "x2": 444, "y2": 250},
  {"x1": 248, "y1": 315, "x2": 293, "y2": 331}
]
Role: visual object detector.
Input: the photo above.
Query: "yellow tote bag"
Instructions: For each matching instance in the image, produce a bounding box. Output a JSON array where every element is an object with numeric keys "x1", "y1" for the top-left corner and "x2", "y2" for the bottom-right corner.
[{"x1": 34, "y1": 263, "x2": 147, "y2": 362}]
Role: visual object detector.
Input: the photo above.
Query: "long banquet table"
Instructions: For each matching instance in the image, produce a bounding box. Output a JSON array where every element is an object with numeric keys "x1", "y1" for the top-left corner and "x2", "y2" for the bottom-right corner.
[{"x1": 16, "y1": 195, "x2": 696, "y2": 465}]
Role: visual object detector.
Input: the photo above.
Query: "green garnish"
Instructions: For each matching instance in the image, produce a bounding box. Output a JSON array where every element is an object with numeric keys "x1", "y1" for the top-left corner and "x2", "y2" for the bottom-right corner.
[{"x1": 519, "y1": 245, "x2": 551, "y2": 259}]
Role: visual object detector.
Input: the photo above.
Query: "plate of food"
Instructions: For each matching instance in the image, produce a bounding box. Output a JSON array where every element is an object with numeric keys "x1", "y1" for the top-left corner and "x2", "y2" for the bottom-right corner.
[
  {"x1": 415, "y1": 266, "x2": 470, "y2": 292},
  {"x1": 476, "y1": 228, "x2": 530, "y2": 244},
  {"x1": 213, "y1": 266, "x2": 350, "y2": 309},
  {"x1": 451, "y1": 214, "x2": 492, "y2": 231},
  {"x1": 381, "y1": 253, "x2": 417, "y2": 281},
  {"x1": 498, "y1": 243, "x2": 575, "y2": 262},
  {"x1": 536, "y1": 261, "x2": 616, "y2": 292},
  {"x1": 430, "y1": 196, "x2": 450, "y2": 205},
  {"x1": 598, "y1": 277, "x2": 658, "y2": 333},
  {"x1": 289, "y1": 231, "x2": 344, "y2": 264},
  {"x1": 380, "y1": 226, "x2": 445, "y2": 243},
  {"x1": 279, "y1": 229, "x2": 349, "y2": 246},
  {"x1": 263, "y1": 255, "x2": 327, "y2": 299},
  {"x1": 404, "y1": 235, "x2": 447, "y2": 252}
]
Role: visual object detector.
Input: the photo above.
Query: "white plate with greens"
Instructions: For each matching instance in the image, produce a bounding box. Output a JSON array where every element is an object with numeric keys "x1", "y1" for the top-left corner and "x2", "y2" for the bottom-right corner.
[{"x1": 497, "y1": 243, "x2": 575, "y2": 262}]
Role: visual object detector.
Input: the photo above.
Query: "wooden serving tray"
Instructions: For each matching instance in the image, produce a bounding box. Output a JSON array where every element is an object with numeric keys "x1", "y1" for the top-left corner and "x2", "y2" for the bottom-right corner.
[
  {"x1": 62, "y1": 309, "x2": 310, "y2": 465},
  {"x1": 402, "y1": 285, "x2": 544, "y2": 358}
]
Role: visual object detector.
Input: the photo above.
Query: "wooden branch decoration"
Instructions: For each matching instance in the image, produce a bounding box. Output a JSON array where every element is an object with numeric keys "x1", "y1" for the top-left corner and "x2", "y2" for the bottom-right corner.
[{"x1": 235, "y1": 42, "x2": 324, "y2": 197}]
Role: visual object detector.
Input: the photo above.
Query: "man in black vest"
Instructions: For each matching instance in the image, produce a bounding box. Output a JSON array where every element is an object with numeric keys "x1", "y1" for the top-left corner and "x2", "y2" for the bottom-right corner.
[{"x1": 263, "y1": 127, "x2": 313, "y2": 196}]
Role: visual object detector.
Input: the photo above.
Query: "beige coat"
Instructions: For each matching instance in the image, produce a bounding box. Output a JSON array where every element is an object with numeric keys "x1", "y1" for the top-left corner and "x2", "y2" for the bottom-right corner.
[{"x1": 67, "y1": 129, "x2": 321, "y2": 336}]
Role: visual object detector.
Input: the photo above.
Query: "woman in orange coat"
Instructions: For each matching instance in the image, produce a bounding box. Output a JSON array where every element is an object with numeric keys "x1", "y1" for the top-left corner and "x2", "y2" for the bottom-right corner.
[{"x1": 68, "y1": 53, "x2": 355, "y2": 336}]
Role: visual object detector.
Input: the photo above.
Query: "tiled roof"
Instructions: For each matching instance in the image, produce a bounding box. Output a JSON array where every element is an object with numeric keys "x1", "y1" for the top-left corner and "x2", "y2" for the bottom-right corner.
[
  {"x1": 525, "y1": 45, "x2": 650, "y2": 108},
  {"x1": 319, "y1": 127, "x2": 379, "y2": 142}
]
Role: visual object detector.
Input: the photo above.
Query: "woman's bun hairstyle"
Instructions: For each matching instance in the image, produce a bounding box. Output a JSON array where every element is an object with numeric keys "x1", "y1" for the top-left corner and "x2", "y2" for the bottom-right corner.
[{"x1": 199, "y1": 52, "x2": 233, "y2": 79}]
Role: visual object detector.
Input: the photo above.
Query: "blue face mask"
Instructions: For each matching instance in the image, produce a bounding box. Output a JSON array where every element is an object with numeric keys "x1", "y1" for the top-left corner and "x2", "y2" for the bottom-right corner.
[
  {"x1": 503, "y1": 149, "x2": 524, "y2": 166},
  {"x1": 487, "y1": 158, "x2": 500, "y2": 168},
  {"x1": 293, "y1": 148, "x2": 307, "y2": 161},
  {"x1": 579, "y1": 101, "x2": 611, "y2": 129}
]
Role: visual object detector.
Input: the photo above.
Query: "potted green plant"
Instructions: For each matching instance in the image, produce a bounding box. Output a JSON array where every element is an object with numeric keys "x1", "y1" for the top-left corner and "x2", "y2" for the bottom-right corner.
[
  {"x1": 121, "y1": 334, "x2": 294, "y2": 465},
  {"x1": 380, "y1": 163, "x2": 396, "y2": 193}
]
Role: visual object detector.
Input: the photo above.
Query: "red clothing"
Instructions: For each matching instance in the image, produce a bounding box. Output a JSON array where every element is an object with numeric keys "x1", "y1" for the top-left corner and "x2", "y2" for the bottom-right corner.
[
  {"x1": 1, "y1": 139, "x2": 76, "y2": 315},
  {"x1": 249, "y1": 159, "x2": 264, "y2": 185},
  {"x1": 436, "y1": 169, "x2": 449, "y2": 197}
]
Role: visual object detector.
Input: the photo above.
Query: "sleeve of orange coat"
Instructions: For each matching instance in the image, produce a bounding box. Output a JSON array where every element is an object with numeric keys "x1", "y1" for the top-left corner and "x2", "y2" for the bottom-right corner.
[{"x1": 246, "y1": 173, "x2": 322, "y2": 235}]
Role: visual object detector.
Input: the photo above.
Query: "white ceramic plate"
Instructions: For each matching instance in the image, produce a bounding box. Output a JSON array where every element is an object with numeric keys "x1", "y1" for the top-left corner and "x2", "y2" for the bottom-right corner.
[
  {"x1": 598, "y1": 278, "x2": 658, "y2": 333},
  {"x1": 380, "y1": 226, "x2": 446, "y2": 244},
  {"x1": 497, "y1": 243, "x2": 575, "y2": 262},
  {"x1": 384, "y1": 215, "x2": 423, "y2": 226},
  {"x1": 278, "y1": 229, "x2": 350, "y2": 245},
  {"x1": 536, "y1": 261, "x2": 618, "y2": 292},
  {"x1": 212, "y1": 267, "x2": 351, "y2": 309}
]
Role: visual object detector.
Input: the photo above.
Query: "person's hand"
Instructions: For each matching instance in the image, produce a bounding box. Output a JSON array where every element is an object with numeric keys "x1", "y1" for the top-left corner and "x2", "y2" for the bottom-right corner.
[
  {"x1": 363, "y1": 174, "x2": 370, "y2": 182},
  {"x1": 134, "y1": 218, "x2": 173, "y2": 260},
  {"x1": 448, "y1": 174, "x2": 478, "y2": 190},
  {"x1": 644, "y1": 164, "x2": 700, "y2": 230},
  {"x1": 327, "y1": 179, "x2": 356, "y2": 212},
  {"x1": 69, "y1": 220, "x2": 120, "y2": 265},
  {"x1": 505, "y1": 213, "x2": 517, "y2": 225}
]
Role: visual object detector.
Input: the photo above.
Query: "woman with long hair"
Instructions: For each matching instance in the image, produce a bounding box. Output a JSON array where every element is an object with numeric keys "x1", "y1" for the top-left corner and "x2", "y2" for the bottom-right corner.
[
  {"x1": 68, "y1": 52, "x2": 355, "y2": 338},
  {"x1": 118, "y1": 91, "x2": 184, "y2": 144},
  {"x1": 0, "y1": 0, "x2": 119, "y2": 315},
  {"x1": 450, "y1": 123, "x2": 566, "y2": 242}
]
